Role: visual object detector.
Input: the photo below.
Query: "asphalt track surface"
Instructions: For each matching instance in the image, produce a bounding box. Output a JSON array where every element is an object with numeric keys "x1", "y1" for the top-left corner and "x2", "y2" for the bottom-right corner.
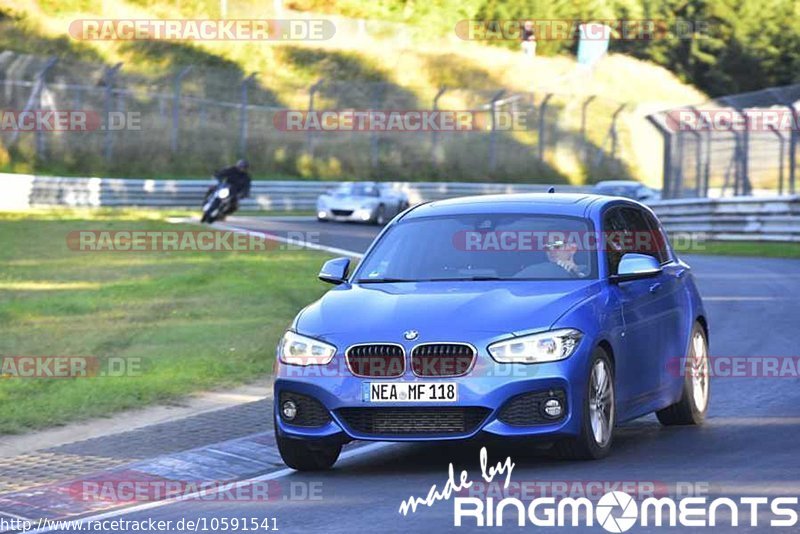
[{"x1": 49, "y1": 218, "x2": 800, "y2": 533}]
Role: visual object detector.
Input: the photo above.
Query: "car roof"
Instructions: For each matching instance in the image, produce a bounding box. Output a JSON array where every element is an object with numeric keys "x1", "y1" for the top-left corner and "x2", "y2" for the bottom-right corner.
[{"x1": 403, "y1": 193, "x2": 622, "y2": 219}]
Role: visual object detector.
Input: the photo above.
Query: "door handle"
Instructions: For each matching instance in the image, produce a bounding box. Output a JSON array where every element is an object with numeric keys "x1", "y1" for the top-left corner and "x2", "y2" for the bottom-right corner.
[
  {"x1": 649, "y1": 283, "x2": 662, "y2": 293},
  {"x1": 675, "y1": 268, "x2": 686, "y2": 279}
]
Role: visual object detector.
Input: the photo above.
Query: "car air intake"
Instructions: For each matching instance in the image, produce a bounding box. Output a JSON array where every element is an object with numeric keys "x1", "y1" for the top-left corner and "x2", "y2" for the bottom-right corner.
[
  {"x1": 336, "y1": 407, "x2": 491, "y2": 436},
  {"x1": 497, "y1": 390, "x2": 567, "y2": 426},
  {"x1": 279, "y1": 391, "x2": 332, "y2": 427},
  {"x1": 411, "y1": 343, "x2": 475, "y2": 377},
  {"x1": 346, "y1": 344, "x2": 405, "y2": 377}
]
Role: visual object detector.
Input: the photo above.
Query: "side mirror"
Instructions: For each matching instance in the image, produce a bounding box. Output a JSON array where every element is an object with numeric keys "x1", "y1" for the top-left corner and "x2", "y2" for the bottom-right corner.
[
  {"x1": 611, "y1": 253, "x2": 661, "y2": 283},
  {"x1": 318, "y1": 257, "x2": 350, "y2": 285}
]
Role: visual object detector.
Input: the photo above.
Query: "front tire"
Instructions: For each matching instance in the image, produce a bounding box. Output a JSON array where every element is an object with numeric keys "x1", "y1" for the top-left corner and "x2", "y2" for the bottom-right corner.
[
  {"x1": 657, "y1": 322, "x2": 709, "y2": 425},
  {"x1": 275, "y1": 424, "x2": 342, "y2": 471},
  {"x1": 556, "y1": 347, "x2": 615, "y2": 460}
]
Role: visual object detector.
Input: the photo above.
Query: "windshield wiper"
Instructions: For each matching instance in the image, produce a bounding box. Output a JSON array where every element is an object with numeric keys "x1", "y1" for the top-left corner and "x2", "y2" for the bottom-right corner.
[
  {"x1": 425, "y1": 276, "x2": 506, "y2": 281},
  {"x1": 356, "y1": 277, "x2": 418, "y2": 283},
  {"x1": 357, "y1": 276, "x2": 509, "y2": 283}
]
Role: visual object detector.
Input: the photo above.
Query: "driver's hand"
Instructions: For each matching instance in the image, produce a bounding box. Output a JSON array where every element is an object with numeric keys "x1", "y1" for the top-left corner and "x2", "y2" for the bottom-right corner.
[{"x1": 556, "y1": 260, "x2": 585, "y2": 278}]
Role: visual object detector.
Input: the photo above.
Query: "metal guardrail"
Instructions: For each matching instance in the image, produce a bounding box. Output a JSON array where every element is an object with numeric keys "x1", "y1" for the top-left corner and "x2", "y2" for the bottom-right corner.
[
  {"x1": 0, "y1": 173, "x2": 587, "y2": 210},
  {"x1": 2, "y1": 173, "x2": 798, "y2": 242},
  {"x1": 650, "y1": 196, "x2": 800, "y2": 242}
]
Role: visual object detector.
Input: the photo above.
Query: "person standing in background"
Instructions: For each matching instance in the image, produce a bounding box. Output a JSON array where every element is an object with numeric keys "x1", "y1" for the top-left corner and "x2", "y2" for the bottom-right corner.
[{"x1": 521, "y1": 20, "x2": 537, "y2": 57}]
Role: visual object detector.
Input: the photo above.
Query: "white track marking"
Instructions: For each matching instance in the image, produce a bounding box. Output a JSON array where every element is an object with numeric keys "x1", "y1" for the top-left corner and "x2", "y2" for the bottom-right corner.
[
  {"x1": 23, "y1": 442, "x2": 393, "y2": 533},
  {"x1": 214, "y1": 222, "x2": 364, "y2": 258},
  {"x1": 168, "y1": 217, "x2": 364, "y2": 258}
]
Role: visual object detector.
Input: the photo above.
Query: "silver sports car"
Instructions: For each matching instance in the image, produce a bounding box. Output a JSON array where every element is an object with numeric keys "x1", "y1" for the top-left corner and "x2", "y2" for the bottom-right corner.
[{"x1": 316, "y1": 182, "x2": 409, "y2": 225}]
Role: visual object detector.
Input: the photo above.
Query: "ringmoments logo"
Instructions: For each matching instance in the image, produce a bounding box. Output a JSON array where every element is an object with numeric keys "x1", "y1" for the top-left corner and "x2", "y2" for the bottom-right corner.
[
  {"x1": 397, "y1": 447, "x2": 799, "y2": 530},
  {"x1": 452, "y1": 491, "x2": 800, "y2": 529}
]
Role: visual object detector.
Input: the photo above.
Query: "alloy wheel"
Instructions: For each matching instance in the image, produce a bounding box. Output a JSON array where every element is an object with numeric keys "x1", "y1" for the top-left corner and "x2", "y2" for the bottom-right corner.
[{"x1": 589, "y1": 358, "x2": 615, "y2": 447}]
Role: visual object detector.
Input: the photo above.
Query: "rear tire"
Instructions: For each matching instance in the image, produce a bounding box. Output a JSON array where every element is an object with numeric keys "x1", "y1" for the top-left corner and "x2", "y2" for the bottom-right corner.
[
  {"x1": 555, "y1": 347, "x2": 615, "y2": 460},
  {"x1": 657, "y1": 322, "x2": 709, "y2": 425},
  {"x1": 275, "y1": 419, "x2": 341, "y2": 471},
  {"x1": 373, "y1": 205, "x2": 387, "y2": 226}
]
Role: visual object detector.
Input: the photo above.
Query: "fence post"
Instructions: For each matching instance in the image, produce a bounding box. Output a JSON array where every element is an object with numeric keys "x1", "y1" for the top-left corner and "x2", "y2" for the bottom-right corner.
[
  {"x1": 431, "y1": 86, "x2": 446, "y2": 164},
  {"x1": 580, "y1": 95, "x2": 596, "y2": 162},
  {"x1": 370, "y1": 83, "x2": 385, "y2": 169},
  {"x1": 767, "y1": 125, "x2": 786, "y2": 195},
  {"x1": 675, "y1": 132, "x2": 685, "y2": 197},
  {"x1": 608, "y1": 103, "x2": 626, "y2": 161},
  {"x1": 171, "y1": 66, "x2": 192, "y2": 154},
  {"x1": 537, "y1": 93, "x2": 553, "y2": 162},
  {"x1": 646, "y1": 113, "x2": 674, "y2": 198},
  {"x1": 102, "y1": 63, "x2": 123, "y2": 163},
  {"x1": 685, "y1": 106, "x2": 704, "y2": 197},
  {"x1": 787, "y1": 104, "x2": 798, "y2": 194},
  {"x1": 306, "y1": 78, "x2": 323, "y2": 156},
  {"x1": 238, "y1": 73, "x2": 256, "y2": 157},
  {"x1": 701, "y1": 116, "x2": 712, "y2": 198},
  {"x1": 721, "y1": 100, "x2": 752, "y2": 196},
  {"x1": 9, "y1": 56, "x2": 57, "y2": 150},
  {"x1": 488, "y1": 90, "x2": 505, "y2": 172}
]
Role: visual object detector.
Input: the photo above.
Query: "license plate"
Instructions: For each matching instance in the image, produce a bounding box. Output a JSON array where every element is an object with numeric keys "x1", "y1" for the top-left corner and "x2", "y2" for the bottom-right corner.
[{"x1": 363, "y1": 382, "x2": 458, "y2": 402}]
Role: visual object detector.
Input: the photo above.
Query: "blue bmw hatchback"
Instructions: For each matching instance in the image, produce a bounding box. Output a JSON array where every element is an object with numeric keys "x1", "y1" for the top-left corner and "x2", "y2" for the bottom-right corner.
[{"x1": 274, "y1": 194, "x2": 710, "y2": 470}]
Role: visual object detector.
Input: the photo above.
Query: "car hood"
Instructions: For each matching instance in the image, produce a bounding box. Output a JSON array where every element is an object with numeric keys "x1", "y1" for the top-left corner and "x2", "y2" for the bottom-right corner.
[
  {"x1": 318, "y1": 195, "x2": 375, "y2": 208},
  {"x1": 295, "y1": 280, "x2": 600, "y2": 341}
]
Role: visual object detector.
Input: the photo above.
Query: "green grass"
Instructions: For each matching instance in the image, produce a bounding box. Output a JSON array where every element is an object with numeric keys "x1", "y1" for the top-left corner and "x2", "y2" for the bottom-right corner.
[
  {"x1": 0, "y1": 209, "x2": 331, "y2": 434},
  {"x1": 674, "y1": 239, "x2": 800, "y2": 258}
]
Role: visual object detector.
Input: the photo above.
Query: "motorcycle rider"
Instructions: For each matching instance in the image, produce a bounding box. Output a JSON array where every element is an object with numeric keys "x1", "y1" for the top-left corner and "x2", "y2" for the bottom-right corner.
[{"x1": 206, "y1": 159, "x2": 252, "y2": 216}]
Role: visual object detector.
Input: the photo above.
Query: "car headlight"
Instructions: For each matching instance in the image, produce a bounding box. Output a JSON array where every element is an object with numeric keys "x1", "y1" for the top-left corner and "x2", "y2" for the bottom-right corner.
[
  {"x1": 218, "y1": 187, "x2": 230, "y2": 199},
  {"x1": 279, "y1": 331, "x2": 336, "y2": 366},
  {"x1": 488, "y1": 329, "x2": 583, "y2": 364}
]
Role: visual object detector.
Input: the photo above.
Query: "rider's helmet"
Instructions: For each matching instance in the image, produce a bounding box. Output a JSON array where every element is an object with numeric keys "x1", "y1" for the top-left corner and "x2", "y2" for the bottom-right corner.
[{"x1": 236, "y1": 159, "x2": 250, "y2": 171}]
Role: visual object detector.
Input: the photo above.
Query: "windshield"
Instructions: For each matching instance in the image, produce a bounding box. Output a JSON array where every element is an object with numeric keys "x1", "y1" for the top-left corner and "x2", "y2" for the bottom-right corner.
[
  {"x1": 595, "y1": 184, "x2": 641, "y2": 197},
  {"x1": 334, "y1": 183, "x2": 380, "y2": 197},
  {"x1": 354, "y1": 214, "x2": 597, "y2": 282}
]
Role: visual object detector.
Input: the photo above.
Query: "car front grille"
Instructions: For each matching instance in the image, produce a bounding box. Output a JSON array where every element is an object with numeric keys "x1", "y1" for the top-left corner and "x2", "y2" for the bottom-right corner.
[
  {"x1": 279, "y1": 391, "x2": 331, "y2": 427},
  {"x1": 336, "y1": 407, "x2": 491, "y2": 436},
  {"x1": 331, "y1": 209, "x2": 353, "y2": 216},
  {"x1": 411, "y1": 343, "x2": 476, "y2": 377},
  {"x1": 346, "y1": 344, "x2": 405, "y2": 377},
  {"x1": 497, "y1": 390, "x2": 567, "y2": 426}
]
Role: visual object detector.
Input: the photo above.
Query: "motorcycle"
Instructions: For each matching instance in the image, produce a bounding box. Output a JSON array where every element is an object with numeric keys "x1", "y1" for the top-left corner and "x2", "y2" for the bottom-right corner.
[{"x1": 201, "y1": 180, "x2": 235, "y2": 223}]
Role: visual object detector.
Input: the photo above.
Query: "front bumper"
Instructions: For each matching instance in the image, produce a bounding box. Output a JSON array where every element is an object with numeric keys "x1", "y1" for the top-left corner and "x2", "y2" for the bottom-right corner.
[
  {"x1": 317, "y1": 207, "x2": 375, "y2": 223},
  {"x1": 274, "y1": 344, "x2": 591, "y2": 442}
]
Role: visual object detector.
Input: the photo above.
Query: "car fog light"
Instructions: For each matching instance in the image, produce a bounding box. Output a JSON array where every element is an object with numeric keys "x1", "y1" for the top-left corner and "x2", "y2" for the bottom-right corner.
[
  {"x1": 543, "y1": 399, "x2": 563, "y2": 418},
  {"x1": 282, "y1": 400, "x2": 297, "y2": 421},
  {"x1": 318, "y1": 210, "x2": 327, "y2": 218}
]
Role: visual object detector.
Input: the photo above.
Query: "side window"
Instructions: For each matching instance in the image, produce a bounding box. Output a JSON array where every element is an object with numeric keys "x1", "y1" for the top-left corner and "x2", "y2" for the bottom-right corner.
[
  {"x1": 620, "y1": 208, "x2": 661, "y2": 261},
  {"x1": 640, "y1": 210, "x2": 671, "y2": 264},
  {"x1": 602, "y1": 208, "x2": 628, "y2": 275}
]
